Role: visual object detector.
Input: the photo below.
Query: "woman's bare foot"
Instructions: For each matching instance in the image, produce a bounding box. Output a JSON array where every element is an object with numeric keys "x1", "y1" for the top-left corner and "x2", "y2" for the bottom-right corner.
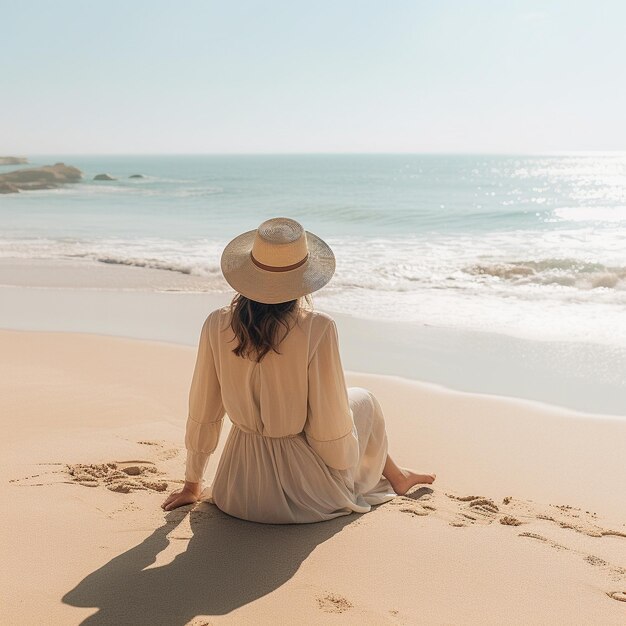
[{"x1": 388, "y1": 468, "x2": 436, "y2": 496}]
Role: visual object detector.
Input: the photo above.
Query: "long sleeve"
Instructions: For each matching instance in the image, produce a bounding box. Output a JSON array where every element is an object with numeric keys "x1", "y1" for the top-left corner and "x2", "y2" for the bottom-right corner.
[
  {"x1": 184, "y1": 313, "x2": 226, "y2": 483},
  {"x1": 305, "y1": 319, "x2": 359, "y2": 470}
]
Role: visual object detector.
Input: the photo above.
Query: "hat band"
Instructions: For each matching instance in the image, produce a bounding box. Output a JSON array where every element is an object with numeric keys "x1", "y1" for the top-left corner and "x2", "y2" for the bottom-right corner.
[{"x1": 250, "y1": 252, "x2": 309, "y2": 272}]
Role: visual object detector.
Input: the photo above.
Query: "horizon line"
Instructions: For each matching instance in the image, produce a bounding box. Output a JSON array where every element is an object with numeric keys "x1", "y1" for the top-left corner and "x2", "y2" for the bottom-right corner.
[{"x1": 10, "y1": 150, "x2": 626, "y2": 158}]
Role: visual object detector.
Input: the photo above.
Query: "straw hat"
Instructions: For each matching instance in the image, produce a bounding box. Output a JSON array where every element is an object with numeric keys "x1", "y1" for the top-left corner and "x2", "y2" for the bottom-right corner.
[{"x1": 220, "y1": 217, "x2": 335, "y2": 304}]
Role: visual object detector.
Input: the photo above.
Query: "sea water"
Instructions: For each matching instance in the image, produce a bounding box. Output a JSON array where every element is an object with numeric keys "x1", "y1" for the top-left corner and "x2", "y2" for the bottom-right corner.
[{"x1": 1, "y1": 154, "x2": 625, "y2": 346}]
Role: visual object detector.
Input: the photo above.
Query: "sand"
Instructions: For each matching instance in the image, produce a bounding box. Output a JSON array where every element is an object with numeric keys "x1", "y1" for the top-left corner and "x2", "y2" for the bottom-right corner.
[
  {"x1": 2, "y1": 329, "x2": 625, "y2": 625},
  {"x1": 2, "y1": 277, "x2": 625, "y2": 416}
]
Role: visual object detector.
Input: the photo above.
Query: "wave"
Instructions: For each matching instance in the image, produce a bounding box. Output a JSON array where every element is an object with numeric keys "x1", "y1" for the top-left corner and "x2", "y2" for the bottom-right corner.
[
  {"x1": 3, "y1": 231, "x2": 625, "y2": 296},
  {"x1": 24, "y1": 180, "x2": 225, "y2": 198},
  {"x1": 76, "y1": 254, "x2": 222, "y2": 277},
  {"x1": 464, "y1": 259, "x2": 626, "y2": 290},
  {"x1": 551, "y1": 206, "x2": 626, "y2": 224},
  {"x1": 95, "y1": 256, "x2": 192, "y2": 275}
]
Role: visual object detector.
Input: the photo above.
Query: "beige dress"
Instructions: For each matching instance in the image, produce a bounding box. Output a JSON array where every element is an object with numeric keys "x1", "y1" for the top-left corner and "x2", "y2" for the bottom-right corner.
[{"x1": 184, "y1": 306, "x2": 397, "y2": 524}]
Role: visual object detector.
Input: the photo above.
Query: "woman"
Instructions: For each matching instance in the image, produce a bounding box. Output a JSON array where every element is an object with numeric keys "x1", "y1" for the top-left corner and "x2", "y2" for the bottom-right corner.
[{"x1": 161, "y1": 217, "x2": 435, "y2": 523}]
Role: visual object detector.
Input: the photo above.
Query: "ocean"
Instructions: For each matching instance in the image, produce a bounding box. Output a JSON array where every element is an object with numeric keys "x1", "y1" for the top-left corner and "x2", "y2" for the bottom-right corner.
[{"x1": 1, "y1": 154, "x2": 625, "y2": 346}]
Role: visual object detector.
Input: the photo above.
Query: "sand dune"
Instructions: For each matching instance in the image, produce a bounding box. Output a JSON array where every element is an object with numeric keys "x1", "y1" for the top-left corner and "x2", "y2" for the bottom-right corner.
[{"x1": 2, "y1": 330, "x2": 625, "y2": 624}]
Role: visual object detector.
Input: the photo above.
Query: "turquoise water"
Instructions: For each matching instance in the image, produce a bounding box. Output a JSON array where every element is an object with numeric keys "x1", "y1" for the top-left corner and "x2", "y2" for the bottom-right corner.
[{"x1": 1, "y1": 154, "x2": 625, "y2": 344}]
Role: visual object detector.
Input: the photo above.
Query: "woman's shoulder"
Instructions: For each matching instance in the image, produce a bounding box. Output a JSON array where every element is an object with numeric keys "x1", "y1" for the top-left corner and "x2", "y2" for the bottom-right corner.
[
  {"x1": 296, "y1": 310, "x2": 337, "y2": 355},
  {"x1": 210, "y1": 305, "x2": 231, "y2": 319},
  {"x1": 297, "y1": 307, "x2": 335, "y2": 328},
  {"x1": 201, "y1": 305, "x2": 231, "y2": 333}
]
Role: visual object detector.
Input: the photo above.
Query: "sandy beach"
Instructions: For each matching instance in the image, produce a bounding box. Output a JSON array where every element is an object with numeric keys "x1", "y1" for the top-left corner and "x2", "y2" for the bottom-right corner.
[
  {"x1": 5, "y1": 1, "x2": 626, "y2": 622},
  {"x1": 2, "y1": 270, "x2": 626, "y2": 624}
]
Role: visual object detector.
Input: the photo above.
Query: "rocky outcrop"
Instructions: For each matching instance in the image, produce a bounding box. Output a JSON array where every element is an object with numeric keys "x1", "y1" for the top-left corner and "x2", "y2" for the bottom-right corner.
[
  {"x1": 0, "y1": 162, "x2": 82, "y2": 193},
  {"x1": 94, "y1": 173, "x2": 116, "y2": 181},
  {"x1": 129, "y1": 174, "x2": 144, "y2": 178},
  {"x1": 0, "y1": 156, "x2": 28, "y2": 166},
  {"x1": 0, "y1": 182, "x2": 20, "y2": 194}
]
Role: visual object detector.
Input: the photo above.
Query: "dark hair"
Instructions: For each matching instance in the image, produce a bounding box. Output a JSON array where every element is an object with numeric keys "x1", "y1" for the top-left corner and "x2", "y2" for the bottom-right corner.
[{"x1": 228, "y1": 293, "x2": 312, "y2": 362}]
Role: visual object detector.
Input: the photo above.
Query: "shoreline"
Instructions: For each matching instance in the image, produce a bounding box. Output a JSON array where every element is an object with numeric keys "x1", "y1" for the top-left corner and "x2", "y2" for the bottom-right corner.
[
  {"x1": 0, "y1": 254, "x2": 624, "y2": 347},
  {"x1": 1, "y1": 265, "x2": 625, "y2": 415}
]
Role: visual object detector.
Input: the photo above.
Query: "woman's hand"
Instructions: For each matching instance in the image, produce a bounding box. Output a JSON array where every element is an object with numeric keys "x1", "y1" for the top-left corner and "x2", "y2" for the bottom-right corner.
[{"x1": 161, "y1": 482, "x2": 202, "y2": 511}]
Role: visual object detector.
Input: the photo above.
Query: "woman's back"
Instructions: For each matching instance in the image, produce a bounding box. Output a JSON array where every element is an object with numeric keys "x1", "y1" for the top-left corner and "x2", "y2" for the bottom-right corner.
[{"x1": 209, "y1": 305, "x2": 335, "y2": 438}]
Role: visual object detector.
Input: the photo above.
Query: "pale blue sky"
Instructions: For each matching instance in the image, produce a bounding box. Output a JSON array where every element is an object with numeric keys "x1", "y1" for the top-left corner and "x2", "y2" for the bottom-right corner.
[{"x1": 2, "y1": 1, "x2": 625, "y2": 154}]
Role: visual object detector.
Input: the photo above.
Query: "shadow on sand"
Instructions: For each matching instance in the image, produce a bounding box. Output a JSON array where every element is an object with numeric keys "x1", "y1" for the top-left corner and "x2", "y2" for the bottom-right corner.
[{"x1": 62, "y1": 502, "x2": 359, "y2": 625}]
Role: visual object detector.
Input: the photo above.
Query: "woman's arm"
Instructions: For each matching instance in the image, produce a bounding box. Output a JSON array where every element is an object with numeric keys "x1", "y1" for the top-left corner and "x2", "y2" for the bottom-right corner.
[
  {"x1": 304, "y1": 319, "x2": 359, "y2": 470},
  {"x1": 162, "y1": 312, "x2": 225, "y2": 511}
]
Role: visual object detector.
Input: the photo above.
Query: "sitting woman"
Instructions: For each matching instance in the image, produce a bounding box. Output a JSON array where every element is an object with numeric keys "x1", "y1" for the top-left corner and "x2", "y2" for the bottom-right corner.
[{"x1": 162, "y1": 217, "x2": 435, "y2": 523}]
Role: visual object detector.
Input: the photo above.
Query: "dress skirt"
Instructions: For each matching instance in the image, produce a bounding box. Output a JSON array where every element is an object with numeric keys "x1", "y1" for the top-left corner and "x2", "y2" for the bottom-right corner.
[{"x1": 209, "y1": 387, "x2": 397, "y2": 524}]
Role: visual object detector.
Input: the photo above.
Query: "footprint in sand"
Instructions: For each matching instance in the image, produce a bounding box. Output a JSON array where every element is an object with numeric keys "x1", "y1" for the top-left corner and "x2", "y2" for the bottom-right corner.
[
  {"x1": 500, "y1": 497, "x2": 626, "y2": 539},
  {"x1": 519, "y1": 531, "x2": 626, "y2": 584},
  {"x1": 388, "y1": 489, "x2": 502, "y2": 528},
  {"x1": 391, "y1": 487, "x2": 436, "y2": 519},
  {"x1": 316, "y1": 593, "x2": 353, "y2": 614},
  {"x1": 66, "y1": 461, "x2": 169, "y2": 493},
  {"x1": 399, "y1": 507, "x2": 429, "y2": 517},
  {"x1": 535, "y1": 512, "x2": 626, "y2": 539},
  {"x1": 402, "y1": 486, "x2": 435, "y2": 504},
  {"x1": 389, "y1": 489, "x2": 504, "y2": 528},
  {"x1": 445, "y1": 494, "x2": 501, "y2": 527},
  {"x1": 390, "y1": 487, "x2": 626, "y2": 600},
  {"x1": 518, "y1": 531, "x2": 569, "y2": 551}
]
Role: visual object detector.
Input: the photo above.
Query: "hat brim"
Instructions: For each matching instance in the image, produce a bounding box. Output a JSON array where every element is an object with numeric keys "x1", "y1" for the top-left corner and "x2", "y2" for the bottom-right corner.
[{"x1": 220, "y1": 229, "x2": 335, "y2": 304}]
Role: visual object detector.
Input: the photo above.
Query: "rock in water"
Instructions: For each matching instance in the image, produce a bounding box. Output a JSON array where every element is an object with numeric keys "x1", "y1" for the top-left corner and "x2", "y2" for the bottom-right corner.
[
  {"x1": 94, "y1": 173, "x2": 116, "y2": 181},
  {"x1": 0, "y1": 156, "x2": 28, "y2": 166},
  {"x1": 129, "y1": 174, "x2": 144, "y2": 179},
  {"x1": 0, "y1": 182, "x2": 20, "y2": 194},
  {"x1": 0, "y1": 162, "x2": 82, "y2": 193}
]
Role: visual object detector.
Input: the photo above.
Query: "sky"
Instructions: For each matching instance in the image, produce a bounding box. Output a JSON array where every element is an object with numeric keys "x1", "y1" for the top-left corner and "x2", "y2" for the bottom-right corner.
[{"x1": 2, "y1": 0, "x2": 625, "y2": 154}]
